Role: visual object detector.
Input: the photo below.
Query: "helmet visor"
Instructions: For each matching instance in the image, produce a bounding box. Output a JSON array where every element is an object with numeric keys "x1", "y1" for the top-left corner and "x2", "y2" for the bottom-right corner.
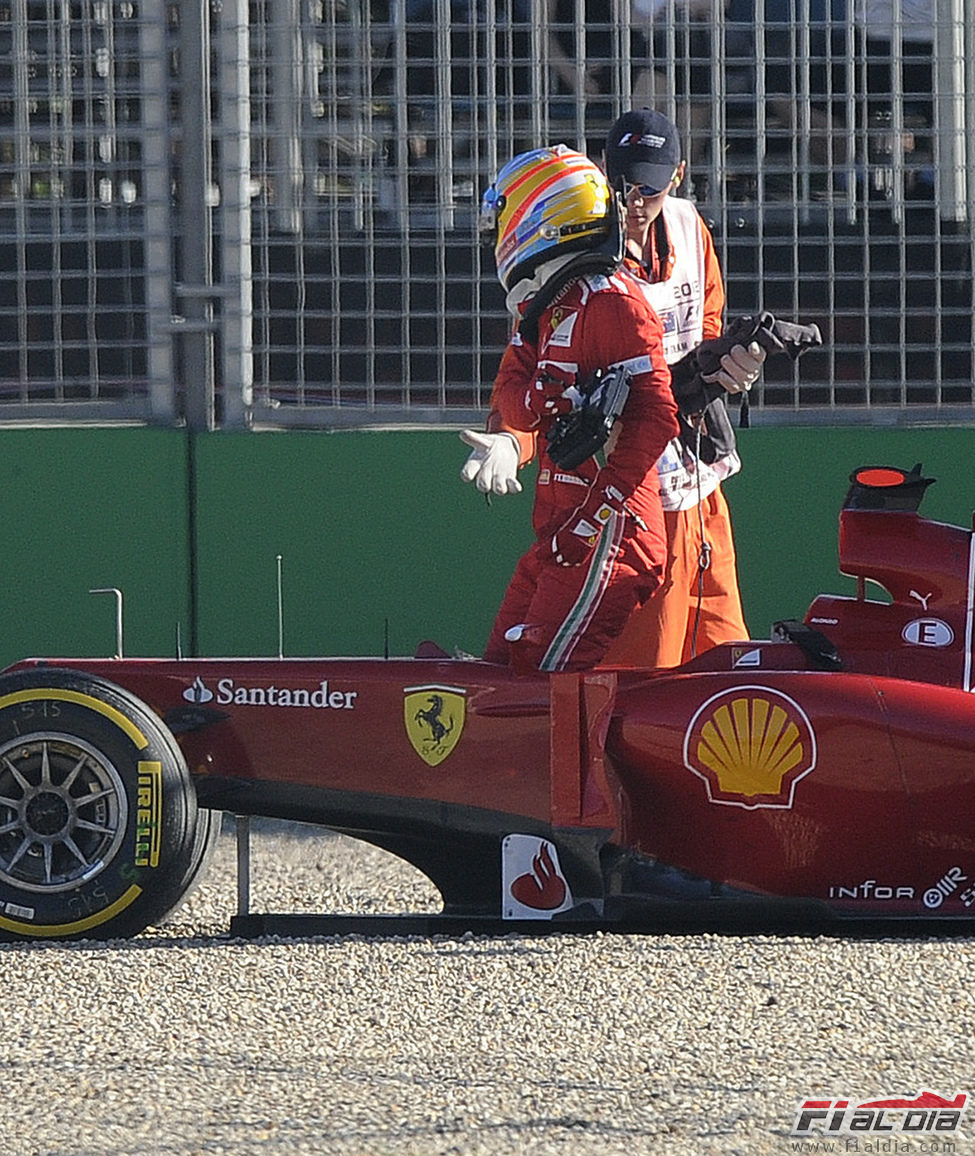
[{"x1": 478, "y1": 185, "x2": 505, "y2": 244}]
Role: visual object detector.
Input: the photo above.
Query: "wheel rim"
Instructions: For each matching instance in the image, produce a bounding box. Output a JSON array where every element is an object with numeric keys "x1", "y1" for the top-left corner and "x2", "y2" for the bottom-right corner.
[{"x1": 0, "y1": 733, "x2": 128, "y2": 892}]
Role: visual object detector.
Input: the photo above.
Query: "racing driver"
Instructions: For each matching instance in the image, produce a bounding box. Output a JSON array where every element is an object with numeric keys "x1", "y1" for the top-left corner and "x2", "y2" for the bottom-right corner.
[{"x1": 474, "y1": 144, "x2": 679, "y2": 672}]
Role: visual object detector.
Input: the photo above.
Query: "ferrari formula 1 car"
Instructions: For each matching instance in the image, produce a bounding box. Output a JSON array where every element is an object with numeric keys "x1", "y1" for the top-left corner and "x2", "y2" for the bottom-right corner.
[{"x1": 1, "y1": 463, "x2": 974, "y2": 942}]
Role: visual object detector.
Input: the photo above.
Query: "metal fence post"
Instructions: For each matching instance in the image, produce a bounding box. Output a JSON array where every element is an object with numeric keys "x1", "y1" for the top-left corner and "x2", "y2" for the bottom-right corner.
[
  {"x1": 140, "y1": 8, "x2": 177, "y2": 424},
  {"x1": 179, "y1": 0, "x2": 216, "y2": 432},
  {"x1": 218, "y1": 0, "x2": 255, "y2": 429},
  {"x1": 937, "y1": 0, "x2": 968, "y2": 222}
]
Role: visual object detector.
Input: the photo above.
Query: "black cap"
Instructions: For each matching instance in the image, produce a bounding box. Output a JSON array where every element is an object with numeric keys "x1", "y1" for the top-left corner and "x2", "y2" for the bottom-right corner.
[{"x1": 604, "y1": 109, "x2": 682, "y2": 193}]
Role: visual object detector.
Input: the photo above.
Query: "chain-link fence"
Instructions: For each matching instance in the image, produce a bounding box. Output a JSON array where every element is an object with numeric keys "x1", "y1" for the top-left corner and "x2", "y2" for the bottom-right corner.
[{"x1": 0, "y1": 0, "x2": 971, "y2": 428}]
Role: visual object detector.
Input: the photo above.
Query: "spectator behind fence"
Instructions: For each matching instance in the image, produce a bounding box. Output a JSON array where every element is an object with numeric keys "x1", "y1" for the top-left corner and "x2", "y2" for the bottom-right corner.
[
  {"x1": 629, "y1": 0, "x2": 715, "y2": 199},
  {"x1": 724, "y1": 0, "x2": 848, "y2": 197},
  {"x1": 858, "y1": 0, "x2": 933, "y2": 197},
  {"x1": 767, "y1": 0, "x2": 847, "y2": 176},
  {"x1": 494, "y1": 0, "x2": 534, "y2": 141},
  {"x1": 544, "y1": 0, "x2": 654, "y2": 149},
  {"x1": 401, "y1": 0, "x2": 530, "y2": 195},
  {"x1": 403, "y1": 0, "x2": 479, "y2": 173}
]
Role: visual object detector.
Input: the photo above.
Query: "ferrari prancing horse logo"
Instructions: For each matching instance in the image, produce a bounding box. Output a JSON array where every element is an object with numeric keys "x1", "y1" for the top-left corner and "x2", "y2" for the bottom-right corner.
[{"x1": 404, "y1": 684, "x2": 466, "y2": 766}]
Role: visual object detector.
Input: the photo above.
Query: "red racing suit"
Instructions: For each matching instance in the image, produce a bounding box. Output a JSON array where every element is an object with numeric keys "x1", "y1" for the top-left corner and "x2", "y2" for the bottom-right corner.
[{"x1": 484, "y1": 267, "x2": 679, "y2": 672}]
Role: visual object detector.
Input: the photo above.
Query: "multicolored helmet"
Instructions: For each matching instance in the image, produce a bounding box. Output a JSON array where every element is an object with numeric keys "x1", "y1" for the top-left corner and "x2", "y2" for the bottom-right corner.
[{"x1": 479, "y1": 145, "x2": 617, "y2": 292}]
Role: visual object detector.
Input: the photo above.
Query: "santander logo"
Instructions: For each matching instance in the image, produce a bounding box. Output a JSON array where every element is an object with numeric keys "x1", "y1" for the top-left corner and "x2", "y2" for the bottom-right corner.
[
  {"x1": 510, "y1": 842, "x2": 567, "y2": 910},
  {"x1": 181, "y1": 675, "x2": 357, "y2": 710},
  {"x1": 502, "y1": 834, "x2": 573, "y2": 919},
  {"x1": 183, "y1": 677, "x2": 214, "y2": 704}
]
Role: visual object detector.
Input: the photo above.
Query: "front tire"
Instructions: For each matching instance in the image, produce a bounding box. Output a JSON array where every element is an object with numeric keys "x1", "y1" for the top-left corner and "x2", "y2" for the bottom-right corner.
[{"x1": 0, "y1": 667, "x2": 205, "y2": 941}]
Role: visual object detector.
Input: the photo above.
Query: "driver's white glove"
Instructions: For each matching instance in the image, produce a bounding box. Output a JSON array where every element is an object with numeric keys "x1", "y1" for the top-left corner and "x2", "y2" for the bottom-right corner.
[
  {"x1": 459, "y1": 429, "x2": 523, "y2": 495},
  {"x1": 702, "y1": 340, "x2": 767, "y2": 394}
]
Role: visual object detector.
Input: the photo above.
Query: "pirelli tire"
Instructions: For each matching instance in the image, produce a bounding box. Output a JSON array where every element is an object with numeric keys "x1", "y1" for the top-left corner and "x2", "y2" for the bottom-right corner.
[{"x1": 0, "y1": 667, "x2": 204, "y2": 942}]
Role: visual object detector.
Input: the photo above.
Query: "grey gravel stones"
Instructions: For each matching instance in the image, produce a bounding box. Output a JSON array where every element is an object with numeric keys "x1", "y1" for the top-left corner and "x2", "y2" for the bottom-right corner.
[{"x1": 3, "y1": 819, "x2": 973, "y2": 1156}]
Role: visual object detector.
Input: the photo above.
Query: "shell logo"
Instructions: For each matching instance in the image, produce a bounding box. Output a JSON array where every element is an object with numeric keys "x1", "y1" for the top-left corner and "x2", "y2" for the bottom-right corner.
[{"x1": 683, "y1": 686, "x2": 817, "y2": 809}]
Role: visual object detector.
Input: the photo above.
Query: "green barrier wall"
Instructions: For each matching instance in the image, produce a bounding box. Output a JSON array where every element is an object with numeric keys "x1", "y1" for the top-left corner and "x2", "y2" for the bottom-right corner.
[
  {"x1": 1, "y1": 425, "x2": 973, "y2": 669},
  {"x1": 190, "y1": 429, "x2": 530, "y2": 659},
  {"x1": 0, "y1": 428, "x2": 191, "y2": 665}
]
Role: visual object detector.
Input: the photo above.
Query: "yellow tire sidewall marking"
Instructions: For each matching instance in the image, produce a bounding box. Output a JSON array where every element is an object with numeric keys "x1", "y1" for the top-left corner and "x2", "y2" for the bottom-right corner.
[
  {"x1": 0, "y1": 687, "x2": 150, "y2": 750},
  {"x1": 0, "y1": 884, "x2": 143, "y2": 937}
]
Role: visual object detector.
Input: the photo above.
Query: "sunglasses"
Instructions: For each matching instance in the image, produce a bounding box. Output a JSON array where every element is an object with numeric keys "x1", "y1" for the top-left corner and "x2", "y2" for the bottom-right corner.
[{"x1": 622, "y1": 174, "x2": 677, "y2": 200}]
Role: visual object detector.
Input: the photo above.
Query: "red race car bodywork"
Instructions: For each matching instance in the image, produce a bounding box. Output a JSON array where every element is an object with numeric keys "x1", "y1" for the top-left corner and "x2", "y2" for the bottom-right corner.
[{"x1": 1, "y1": 463, "x2": 974, "y2": 940}]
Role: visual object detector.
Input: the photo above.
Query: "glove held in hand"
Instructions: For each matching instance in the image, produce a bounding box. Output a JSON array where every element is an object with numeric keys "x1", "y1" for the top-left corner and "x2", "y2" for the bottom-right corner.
[
  {"x1": 701, "y1": 340, "x2": 766, "y2": 394},
  {"x1": 671, "y1": 311, "x2": 823, "y2": 414},
  {"x1": 551, "y1": 480, "x2": 627, "y2": 567},
  {"x1": 545, "y1": 364, "x2": 631, "y2": 470}
]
